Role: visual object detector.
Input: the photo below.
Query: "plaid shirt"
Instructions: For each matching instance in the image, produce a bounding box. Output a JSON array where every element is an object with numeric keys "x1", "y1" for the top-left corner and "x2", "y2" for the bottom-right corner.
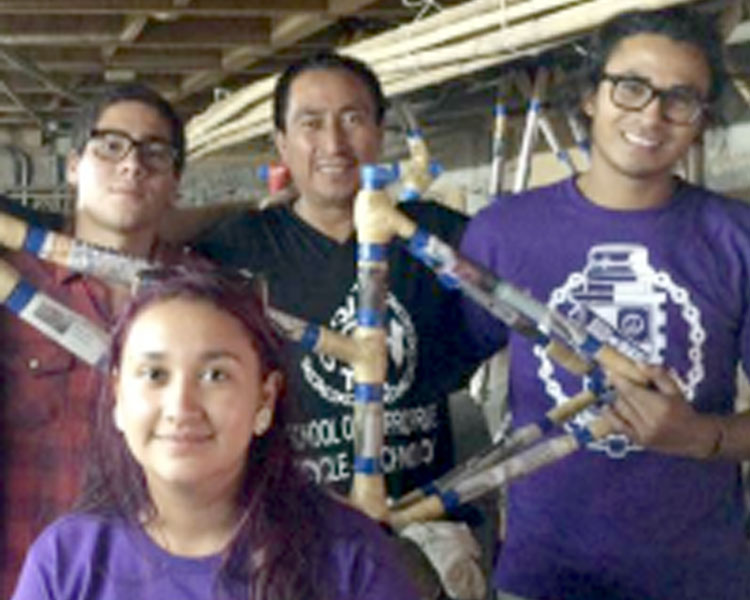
[{"x1": 0, "y1": 243, "x2": 190, "y2": 598}]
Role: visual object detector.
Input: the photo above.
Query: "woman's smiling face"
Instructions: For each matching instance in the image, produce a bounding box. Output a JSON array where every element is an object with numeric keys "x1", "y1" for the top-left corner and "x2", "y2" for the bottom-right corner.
[{"x1": 113, "y1": 296, "x2": 279, "y2": 495}]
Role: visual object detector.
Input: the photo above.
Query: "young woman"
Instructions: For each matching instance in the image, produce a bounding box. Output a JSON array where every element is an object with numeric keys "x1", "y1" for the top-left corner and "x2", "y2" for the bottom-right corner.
[{"x1": 11, "y1": 269, "x2": 419, "y2": 600}]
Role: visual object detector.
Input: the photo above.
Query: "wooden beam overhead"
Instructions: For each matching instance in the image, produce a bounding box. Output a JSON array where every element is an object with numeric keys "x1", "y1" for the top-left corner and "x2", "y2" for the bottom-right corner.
[
  {"x1": 0, "y1": 0, "x2": 328, "y2": 16},
  {"x1": 137, "y1": 18, "x2": 271, "y2": 47}
]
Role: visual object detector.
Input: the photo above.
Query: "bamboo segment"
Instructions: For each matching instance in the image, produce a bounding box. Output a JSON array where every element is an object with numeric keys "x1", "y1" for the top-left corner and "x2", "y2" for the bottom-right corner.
[
  {"x1": 0, "y1": 211, "x2": 151, "y2": 288},
  {"x1": 0, "y1": 257, "x2": 109, "y2": 366},
  {"x1": 390, "y1": 388, "x2": 597, "y2": 510},
  {"x1": 513, "y1": 67, "x2": 549, "y2": 192},
  {"x1": 267, "y1": 307, "x2": 360, "y2": 364},
  {"x1": 348, "y1": 165, "x2": 394, "y2": 521},
  {"x1": 390, "y1": 417, "x2": 614, "y2": 529},
  {"x1": 489, "y1": 81, "x2": 509, "y2": 197}
]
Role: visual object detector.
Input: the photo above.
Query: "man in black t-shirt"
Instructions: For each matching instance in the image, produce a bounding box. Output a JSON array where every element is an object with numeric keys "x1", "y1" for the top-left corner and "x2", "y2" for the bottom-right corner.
[{"x1": 195, "y1": 52, "x2": 482, "y2": 501}]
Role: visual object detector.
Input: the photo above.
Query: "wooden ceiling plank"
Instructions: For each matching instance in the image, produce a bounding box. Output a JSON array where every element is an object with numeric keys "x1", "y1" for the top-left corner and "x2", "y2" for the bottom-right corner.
[
  {"x1": 0, "y1": 0, "x2": 328, "y2": 16},
  {"x1": 0, "y1": 78, "x2": 46, "y2": 128},
  {"x1": 176, "y1": 0, "x2": 379, "y2": 100},
  {"x1": 103, "y1": 14, "x2": 150, "y2": 60},
  {"x1": 137, "y1": 18, "x2": 271, "y2": 46},
  {"x1": 0, "y1": 46, "x2": 84, "y2": 104}
]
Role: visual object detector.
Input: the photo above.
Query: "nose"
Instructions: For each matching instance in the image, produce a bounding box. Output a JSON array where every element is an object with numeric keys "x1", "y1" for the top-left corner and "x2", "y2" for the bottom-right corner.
[
  {"x1": 117, "y1": 144, "x2": 148, "y2": 177},
  {"x1": 321, "y1": 119, "x2": 348, "y2": 153},
  {"x1": 163, "y1": 376, "x2": 203, "y2": 422}
]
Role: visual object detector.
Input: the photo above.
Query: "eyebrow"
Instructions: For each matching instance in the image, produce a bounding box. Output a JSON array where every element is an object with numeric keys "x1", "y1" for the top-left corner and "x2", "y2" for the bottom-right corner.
[
  {"x1": 133, "y1": 350, "x2": 243, "y2": 362},
  {"x1": 94, "y1": 127, "x2": 171, "y2": 145},
  {"x1": 614, "y1": 71, "x2": 705, "y2": 93},
  {"x1": 291, "y1": 104, "x2": 371, "y2": 119}
]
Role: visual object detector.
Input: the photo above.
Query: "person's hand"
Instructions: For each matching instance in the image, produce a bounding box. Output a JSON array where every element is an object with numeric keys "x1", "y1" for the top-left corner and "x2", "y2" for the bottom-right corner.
[{"x1": 601, "y1": 364, "x2": 721, "y2": 459}]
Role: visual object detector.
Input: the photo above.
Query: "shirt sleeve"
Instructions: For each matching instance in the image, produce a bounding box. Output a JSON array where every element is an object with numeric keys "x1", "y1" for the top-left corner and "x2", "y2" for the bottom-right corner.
[{"x1": 10, "y1": 539, "x2": 56, "y2": 600}]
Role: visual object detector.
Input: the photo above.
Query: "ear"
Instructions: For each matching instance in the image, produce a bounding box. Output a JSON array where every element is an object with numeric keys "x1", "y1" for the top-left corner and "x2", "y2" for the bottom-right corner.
[
  {"x1": 274, "y1": 129, "x2": 288, "y2": 165},
  {"x1": 66, "y1": 150, "x2": 81, "y2": 187},
  {"x1": 254, "y1": 370, "x2": 283, "y2": 436},
  {"x1": 582, "y1": 90, "x2": 596, "y2": 119}
]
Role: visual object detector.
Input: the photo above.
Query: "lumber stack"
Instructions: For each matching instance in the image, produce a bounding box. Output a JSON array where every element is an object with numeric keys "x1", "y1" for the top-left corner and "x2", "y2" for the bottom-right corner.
[{"x1": 185, "y1": 0, "x2": 696, "y2": 161}]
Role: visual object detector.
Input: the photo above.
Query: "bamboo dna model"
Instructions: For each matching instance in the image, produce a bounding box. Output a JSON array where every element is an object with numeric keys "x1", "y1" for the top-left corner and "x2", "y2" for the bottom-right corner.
[
  {"x1": 0, "y1": 163, "x2": 649, "y2": 526},
  {"x1": 350, "y1": 164, "x2": 651, "y2": 525}
]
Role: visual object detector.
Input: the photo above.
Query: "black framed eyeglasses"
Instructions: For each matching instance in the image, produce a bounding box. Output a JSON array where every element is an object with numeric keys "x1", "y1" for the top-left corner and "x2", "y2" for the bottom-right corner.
[
  {"x1": 87, "y1": 129, "x2": 178, "y2": 172},
  {"x1": 601, "y1": 73, "x2": 708, "y2": 125}
]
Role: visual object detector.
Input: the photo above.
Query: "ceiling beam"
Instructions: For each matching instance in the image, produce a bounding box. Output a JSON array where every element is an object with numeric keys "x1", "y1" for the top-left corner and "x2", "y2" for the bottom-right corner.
[
  {"x1": 0, "y1": 0, "x2": 328, "y2": 16},
  {"x1": 138, "y1": 17, "x2": 271, "y2": 46},
  {"x1": 0, "y1": 46, "x2": 83, "y2": 103},
  {"x1": 175, "y1": 0, "x2": 379, "y2": 101},
  {"x1": 0, "y1": 79, "x2": 44, "y2": 127}
]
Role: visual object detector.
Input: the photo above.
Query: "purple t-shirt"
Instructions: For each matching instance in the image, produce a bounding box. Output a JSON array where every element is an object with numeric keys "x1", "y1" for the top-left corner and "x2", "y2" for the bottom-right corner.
[
  {"x1": 11, "y1": 501, "x2": 420, "y2": 600},
  {"x1": 461, "y1": 177, "x2": 750, "y2": 599}
]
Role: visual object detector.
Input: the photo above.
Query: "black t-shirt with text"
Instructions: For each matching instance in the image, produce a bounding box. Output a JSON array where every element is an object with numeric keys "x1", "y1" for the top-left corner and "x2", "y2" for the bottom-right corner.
[{"x1": 195, "y1": 202, "x2": 481, "y2": 498}]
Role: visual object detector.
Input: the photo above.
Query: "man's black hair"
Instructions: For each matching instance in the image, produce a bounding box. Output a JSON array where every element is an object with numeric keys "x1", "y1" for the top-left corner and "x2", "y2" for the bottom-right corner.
[
  {"x1": 273, "y1": 51, "x2": 387, "y2": 131},
  {"x1": 587, "y1": 7, "x2": 727, "y2": 104}
]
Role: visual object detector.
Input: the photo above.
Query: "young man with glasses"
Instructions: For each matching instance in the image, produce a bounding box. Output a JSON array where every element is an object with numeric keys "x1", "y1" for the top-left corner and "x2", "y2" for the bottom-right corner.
[
  {"x1": 0, "y1": 83, "x2": 188, "y2": 596},
  {"x1": 461, "y1": 7, "x2": 750, "y2": 599}
]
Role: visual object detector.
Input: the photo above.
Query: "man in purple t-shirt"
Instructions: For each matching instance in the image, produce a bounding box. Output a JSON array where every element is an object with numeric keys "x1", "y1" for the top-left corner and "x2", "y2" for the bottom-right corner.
[{"x1": 461, "y1": 7, "x2": 750, "y2": 600}]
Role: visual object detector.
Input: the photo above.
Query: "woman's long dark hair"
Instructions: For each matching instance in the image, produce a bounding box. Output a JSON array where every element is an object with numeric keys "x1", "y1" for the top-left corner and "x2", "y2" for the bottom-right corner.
[{"x1": 77, "y1": 268, "x2": 332, "y2": 599}]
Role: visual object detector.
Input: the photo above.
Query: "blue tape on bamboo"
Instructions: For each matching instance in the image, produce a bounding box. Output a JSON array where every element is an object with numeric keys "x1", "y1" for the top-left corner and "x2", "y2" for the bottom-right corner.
[
  {"x1": 6, "y1": 280, "x2": 35, "y2": 314},
  {"x1": 406, "y1": 229, "x2": 432, "y2": 264},
  {"x1": 588, "y1": 368, "x2": 607, "y2": 396},
  {"x1": 579, "y1": 335, "x2": 602, "y2": 356},
  {"x1": 406, "y1": 228, "x2": 461, "y2": 288},
  {"x1": 573, "y1": 426, "x2": 594, "y2": 446},
  {"x1": 439, "y1": 489, "x2": 461, "y2": 513},
  {"x1": 360, "y1": 164, "x2": 393, "y2": 190},
  {"x1": 357, "y1": 308, "x2": 384, "y2": 328},
  {"x1": 358, "y1": 243, "x2": 388, "y2": 262},
  {"x1": 354, "y1": 383, "x2": 383, "y2": 403},
  {"x1": 299, "y1": 323, "x2": 320, "y2": 351},
  {"x1": 23, "y1": 226, "x2": 46, "y2": 255},
  {"x1": 354, "y1": 456, "x2": 381, "y2": 474}
]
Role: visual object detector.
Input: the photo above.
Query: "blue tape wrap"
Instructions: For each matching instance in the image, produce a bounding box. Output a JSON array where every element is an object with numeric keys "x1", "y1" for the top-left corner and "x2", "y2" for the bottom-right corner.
[
  {"x1": 360, "y1": 164, "x2": 391, "y2": 190},
  {"x1": 439, "y1": 489, "x2": 461, "y2": 513},
  {"x1": 6, "y1": 280, "x2": 36, "y2": 314},
  {"x1": 354, "y1": 456, "x2": 381, "y2": 474},
  {"x1": 587, "y1": 369, "x2": 607, "y2": 396},
  {"x1": 354, "y1": 383, "x2": 383, "y2": 404},
  {"x1": 579, "y1": 335, "x2": 602, "y2": 356},
  {"x1": 23, "y1": 226, "x2": 47, "y2": 255},
  {"x1": 357, "y1": 243, "x2": 387, "y2": 262},
  {"x1": 357, "y1": 308, "x2": 384, "y2": 328},
  {"x1": 400, "y1": 187, "x2": 421, "y2": 202},
  {"x1": 574, "y1": 427, "x2": 594, "y2": 447},
  {"x1": 406, "y1": 229, "x2": 435, "y2": 267},
  {"x1": 299, "y1": 324, "x2": 320, "y2": 351}
]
